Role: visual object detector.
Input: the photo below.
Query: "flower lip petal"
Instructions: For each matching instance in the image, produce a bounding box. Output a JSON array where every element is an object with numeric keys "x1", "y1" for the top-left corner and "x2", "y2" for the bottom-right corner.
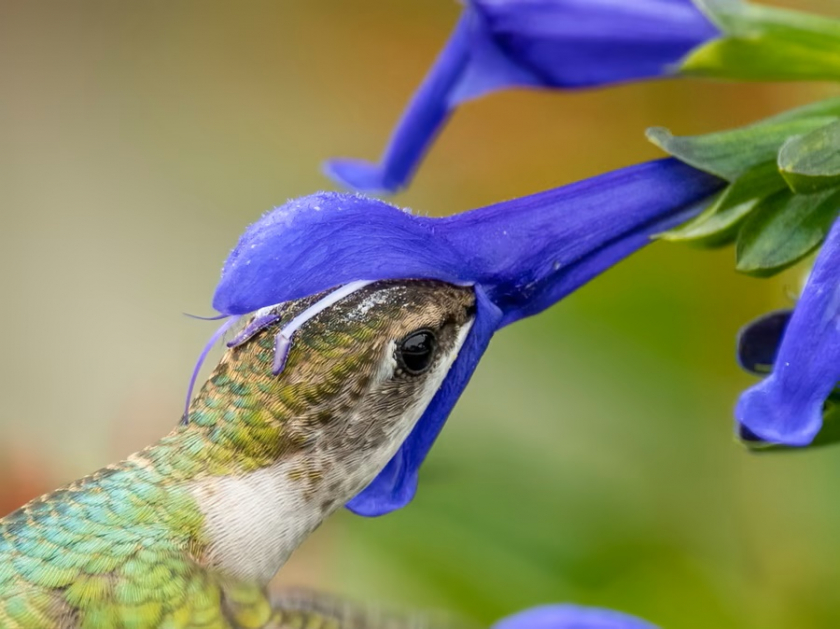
[
  {"x1": 347, "y1": 286, "x2": 502, "y2": 516},
  {"x1": 738, "y1": 423, "x2": 764, "y2": 443},
  {"x1": 736, "y1": 217, "x2": 840, "y2": 446},
  {"x1": 492, "y1": 604, "x2": 658, "y2": 629},
  {"x1": 736, "y1": 379, "x2": 824, "y2": 447}
]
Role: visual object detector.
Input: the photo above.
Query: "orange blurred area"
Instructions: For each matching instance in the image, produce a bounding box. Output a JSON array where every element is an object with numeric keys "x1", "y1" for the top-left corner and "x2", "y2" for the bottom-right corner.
[{"x1": 0, "y1": 445, "x2": 52, "y2": 517}]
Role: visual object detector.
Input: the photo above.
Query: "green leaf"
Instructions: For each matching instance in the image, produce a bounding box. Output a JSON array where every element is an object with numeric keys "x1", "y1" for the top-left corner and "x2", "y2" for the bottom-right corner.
[
  {"x1": 778, "y1": 119, "x2": 840, "y2": 194},
  {"x1": 735, "y1": 187, "x2": 840, "y2": 276},
  {"x1": 659, "y1": 161, "x2": 787, "y2": 246},
  {"x1": 646, "y1": 97, "x2": 840, "y2": 180},
  {"x1": 684, "y1": 1, "x2": 840, "y2": 82}
]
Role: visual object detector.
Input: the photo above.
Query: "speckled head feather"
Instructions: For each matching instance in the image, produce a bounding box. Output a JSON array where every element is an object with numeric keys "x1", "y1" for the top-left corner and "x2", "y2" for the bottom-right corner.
[{"x1": 185, "y1": 279, "x2": 476, "y2": 476}]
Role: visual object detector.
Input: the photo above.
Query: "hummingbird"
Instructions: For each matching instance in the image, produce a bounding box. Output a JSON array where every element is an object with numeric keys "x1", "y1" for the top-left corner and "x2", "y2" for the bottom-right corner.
[{"x1": 0, "y1": 280, "x2": 476, "y2": 629}]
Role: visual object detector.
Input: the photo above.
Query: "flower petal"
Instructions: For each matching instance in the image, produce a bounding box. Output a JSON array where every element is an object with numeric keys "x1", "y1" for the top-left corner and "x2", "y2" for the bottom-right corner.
[
  {"x1": 347, "y1": 286, "x2": 502, "y2": 515},
  {"x1": 493, "y1": 605, "x2": 657, "y2": 629},
  {"x1": 324, "y1": 0, "x2": 717, "y2": 193},
  {"x1": 737, "y1": 217, "x2": 840, "y2": 445}
]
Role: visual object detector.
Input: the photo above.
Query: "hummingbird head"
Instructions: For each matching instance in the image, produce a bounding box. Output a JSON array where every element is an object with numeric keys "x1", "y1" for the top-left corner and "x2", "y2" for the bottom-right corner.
[
  {"x1": 183, "y1": 280, "x2": 476, "y2": 581},
  {"x1": 187, "y1": 279, "x2": 476, "y2": 504}
]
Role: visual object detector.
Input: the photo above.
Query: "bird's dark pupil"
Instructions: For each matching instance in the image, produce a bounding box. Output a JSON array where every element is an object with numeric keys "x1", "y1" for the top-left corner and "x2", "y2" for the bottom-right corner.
[{"x1": 398, "y1": 330, "x2": 436, "y2": 374}]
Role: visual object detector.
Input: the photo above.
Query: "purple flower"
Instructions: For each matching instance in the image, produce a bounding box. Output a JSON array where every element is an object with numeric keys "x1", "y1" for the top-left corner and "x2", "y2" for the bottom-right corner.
[
  {"x1": 737, "y1": 217, "x2": 840, "y2": 446},
  {"x1": 324, "y1": 0, "x2": 719, "y2": 194},
  {"x1": 213, "y1": 158, "x2": 723, "y2": 515},
  {"x1": 493, "y1": 605, "x2": 657, "y2": 629}
]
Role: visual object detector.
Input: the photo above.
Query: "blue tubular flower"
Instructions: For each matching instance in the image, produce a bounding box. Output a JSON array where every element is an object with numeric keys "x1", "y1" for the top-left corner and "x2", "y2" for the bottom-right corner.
[
  {"x1": 493, "y1": 605, "x2": 657, "y2": 629},
  {"x1": 324, "y1": 0, "x2": 719, "y2": 193},
  {"x1": 737, "y1": 218, "x2": 840, "y2": 446},
  {"x1": 214, "y1": 158, "x2": 723, "y2": 515}
]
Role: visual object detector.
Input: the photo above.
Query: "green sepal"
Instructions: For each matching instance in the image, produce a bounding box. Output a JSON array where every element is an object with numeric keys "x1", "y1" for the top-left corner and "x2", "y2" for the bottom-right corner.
[
  {"x1": 742, "y1": 396, "x2": 840, "y2": 453},
  {"x1": 646, "y1": 98, "x2": 840, "y2": 181},
  {"x1": 659, "y1": 160, "x2": 787, "y2": 246},
  {"x1": 735, "y1": 187, "x2": 840, "y2": 276},
  {"x1": 683, "y1": 0, "x2": 840, "y2": 82},
  {"x1": 778, "y1": 119, "x2": 840, "y2": 194}
]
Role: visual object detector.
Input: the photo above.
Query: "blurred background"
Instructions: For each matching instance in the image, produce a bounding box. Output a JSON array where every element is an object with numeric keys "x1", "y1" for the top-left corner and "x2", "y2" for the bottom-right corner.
[{"x1": 1, "y1": 1, "x2": 839, "y2": 627}]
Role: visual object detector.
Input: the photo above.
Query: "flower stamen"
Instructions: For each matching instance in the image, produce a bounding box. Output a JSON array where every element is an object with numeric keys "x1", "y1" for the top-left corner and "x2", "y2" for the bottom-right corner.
[
  {"x1": 182, "y1": 314, "x2": 241, "y2": 424},
  {"x1": 270, "y1": 279, "x2": 375, "y2": 375}
]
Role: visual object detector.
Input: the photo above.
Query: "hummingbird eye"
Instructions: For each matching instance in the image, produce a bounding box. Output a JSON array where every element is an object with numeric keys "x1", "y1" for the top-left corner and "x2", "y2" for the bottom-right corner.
[{"x1": 396, "y1": 329, "x2": 437, "y2": 375}]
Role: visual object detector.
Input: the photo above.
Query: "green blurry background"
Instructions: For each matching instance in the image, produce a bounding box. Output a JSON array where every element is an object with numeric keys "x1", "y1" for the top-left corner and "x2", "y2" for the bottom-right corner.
[{"x1": 1, "y1": 2, "x2": 839, "y2": 628}]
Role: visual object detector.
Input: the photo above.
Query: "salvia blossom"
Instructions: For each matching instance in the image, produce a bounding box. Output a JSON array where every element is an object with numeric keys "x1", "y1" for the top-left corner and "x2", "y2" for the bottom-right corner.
[
  {"x1": 212, "y1": 158, "x2": 723, "y2": 515},
  {"x1": 324, "y1": 0, "x2": 719, "y2": 193},
  {"x1": 493, "y1": 604, "x2": 657, "y2": 629},
  {"x1": 736, "y1": 218, "x2": 840, "y2": 446}
]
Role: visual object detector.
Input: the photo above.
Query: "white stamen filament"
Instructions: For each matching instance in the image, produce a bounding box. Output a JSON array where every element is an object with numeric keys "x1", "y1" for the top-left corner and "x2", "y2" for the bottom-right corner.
[{"x1": 271, "y1": 279, "x2": 375, "y2": 375}]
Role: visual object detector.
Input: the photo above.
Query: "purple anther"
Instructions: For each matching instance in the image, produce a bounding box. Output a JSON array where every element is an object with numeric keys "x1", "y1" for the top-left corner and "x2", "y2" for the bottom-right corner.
[
  {"x1": 227, "y1": 305, "x2": 284, "y2": 349},
  {"x1": 269, "y1": 279, "x2": 375, "y2": 377},
  {"x1": 271, "y1": 332, "x2": 292, "y2": 375},
  {"x1": 183, "y1": 312, "x2": 231, "y2": 321}
]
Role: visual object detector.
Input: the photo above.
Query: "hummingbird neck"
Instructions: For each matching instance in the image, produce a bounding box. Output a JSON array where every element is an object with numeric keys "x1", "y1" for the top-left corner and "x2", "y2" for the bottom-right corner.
[
  {"x1": 141, "y1": 330, "x2": 389, "y2": 585},
  {"x1": 177, "y1": 336, "x2": 311, "y2": 475},
  {"x1": 138, "y1": 352, "x2": 321, "y2": 584}
]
